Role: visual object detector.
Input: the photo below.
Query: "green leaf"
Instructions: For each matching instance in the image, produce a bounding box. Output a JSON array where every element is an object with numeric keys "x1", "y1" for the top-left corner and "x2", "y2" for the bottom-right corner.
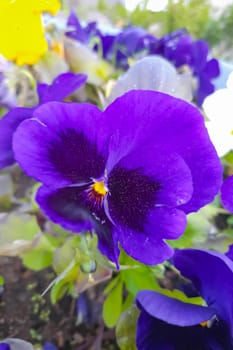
[
  {"x1": 103, "y1": 275, "x2": 121, "y2": 295},
  {"x1": 0, "y1": 275, "x2": 5, "y2": 286},
  {"x1": 167, "y1": 210, "x2": 210, "y2": 249},
  {"x1": 20, "y1": 233, "x2": 57, "y2": 271},
  {"x1": 21, "y1": 250, "x2": 53, "y2": 271},
  {"x1": 158, "y1": 288, "x2": 204, "y2": 306},
  {"x1": 50, "y1": 279, "x2": 70, "y2": 304},
  {"x1": 116, "y1": 304, "x2": 139, "y2": 350},
  {"x1": 52, "y1": 236, "x2": 80, "y2": 274},
  {"x1": 122, "y1": 266, "x2": 160, "y2": 296},
  {"x1": 0, "y1": 213, "x2": 39, "y2": 242},
  {"x1": 103, "y1": 278, "x2": 123, "y2": 328}
]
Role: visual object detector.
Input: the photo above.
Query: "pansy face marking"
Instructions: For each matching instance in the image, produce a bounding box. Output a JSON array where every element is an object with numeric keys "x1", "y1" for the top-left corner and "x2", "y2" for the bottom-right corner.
[
  {"x1": 86, "y1": 179, "x2": 108, "y2": 209},
  {"x1": 13, "y1": 90, "x2": 222, "y2": 265}
]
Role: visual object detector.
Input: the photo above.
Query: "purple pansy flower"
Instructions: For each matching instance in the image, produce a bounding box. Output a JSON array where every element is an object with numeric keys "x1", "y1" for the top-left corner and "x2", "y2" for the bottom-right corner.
[
  {"x1": 0, "y1": 72, "x2": 87, "y2": 169},
  {"x1": 221, "y1": 175, "x2": 233, "y2": 213},
  {"x1": 151, "y1": 31, "x2": 220, "y2": 105},
  {"x1": 66, "y1": 11, "x2": 116, "y2": 61},
  {"x1": 66, "y1": 10, "x2": 89, "y2": 44},
  {"x1": 136, "y1": 249, "x2": 233, "y2": 349},
  {"x1": 12, "y1": 90, "x2": 222, "y2": 265}
]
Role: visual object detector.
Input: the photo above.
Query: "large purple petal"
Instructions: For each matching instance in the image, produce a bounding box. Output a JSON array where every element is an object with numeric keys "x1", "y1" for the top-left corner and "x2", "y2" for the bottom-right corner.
[
  {"x1": 103, "y1": 90, "x2": 222, "y2": 213},
  {"x1": 220, "y1": 175, "x2": 233, "y2": 213},
  {"x1": 112, "y1": 223, "x2": 174, "y2": 265},
  {"x1": 36, "y1": 185, "x2": 118, "y2": 263},
  {"x1": 13, "y1": 102, "x2": 107, "y2": 188},
  {"x1": 174, "y1": 249, "x2": 233, "y2": 336},
  {"x1": 0, "y1": 107, "x2": 35, "y2": 169},
  {"x1": 37, "y1": 72, "x2": 87, "y2": 104},
  {"x1": 136, "y1": 290, "x2": 216, "y2": 327}
]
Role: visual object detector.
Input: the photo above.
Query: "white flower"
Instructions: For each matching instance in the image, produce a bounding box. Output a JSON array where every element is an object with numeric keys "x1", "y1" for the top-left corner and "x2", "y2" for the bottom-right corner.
[
  {"x1": 203, "y1": 71, "x2": 233, "y2": 157},
  {"x1": 106, "y1": 55, "x2": 193, "y2": 105}
]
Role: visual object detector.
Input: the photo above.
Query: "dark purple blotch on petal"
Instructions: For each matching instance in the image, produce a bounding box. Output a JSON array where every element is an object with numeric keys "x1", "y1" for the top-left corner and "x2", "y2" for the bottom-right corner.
[
  {"x1": 47, "y1": 128, "x2": 106, "y2": 184},
  {"x1": 107, "y1": 166, "x2": 160, "y2": 232}
]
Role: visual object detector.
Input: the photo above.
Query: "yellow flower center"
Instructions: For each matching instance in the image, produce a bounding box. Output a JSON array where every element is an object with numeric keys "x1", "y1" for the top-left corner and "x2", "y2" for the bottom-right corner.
[
  {"x1": 200, "y1": 321, "x2": 208, "y2": 327},
  {"x1": 92, "y1": 181, "x2": 107, "y2": 197}
]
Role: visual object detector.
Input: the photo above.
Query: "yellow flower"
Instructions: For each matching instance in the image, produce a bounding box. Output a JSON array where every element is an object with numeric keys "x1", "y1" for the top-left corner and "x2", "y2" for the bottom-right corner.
[{"x1": 0, "y1": 0, "x2": 60, "y2": 66}]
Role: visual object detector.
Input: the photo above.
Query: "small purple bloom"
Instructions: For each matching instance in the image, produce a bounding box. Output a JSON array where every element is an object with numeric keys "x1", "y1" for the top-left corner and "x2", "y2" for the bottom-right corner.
[
  {"x1": 13, "y1": 90, "x2": 222, "y2": 265},
  {"x1": 152, "y1": 31, "x2": 220, "y2": 105},
  {"x1": 66, "y1": 10, "x2": 89, "y2": 43},
  {"x1": 112, "y1": 27, "x2": 156, "y2": 69},
  {"x1": 0, "y1": 344, "x2": 10, "y2": 350},
  {"x1": 43, "y1": 342, "x2": 58, "y2": 350},
  {"x1": 136, "y1": 249, "x2": 233, "y2": 349},
  {"x1": 0, "y1": 72, "x2": 87, "y2": 169},
  {"x1": 221, "y1": 175, "x2": 233, "y2": 213},
  {"x1": 66, "y1": 11, "x2": 116, "y2": 61}
]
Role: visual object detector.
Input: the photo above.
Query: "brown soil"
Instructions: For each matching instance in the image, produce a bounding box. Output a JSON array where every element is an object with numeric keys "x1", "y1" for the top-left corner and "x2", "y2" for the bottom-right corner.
[{"x1": 0, "y1": 256, "x2": 118, "y2": 350}]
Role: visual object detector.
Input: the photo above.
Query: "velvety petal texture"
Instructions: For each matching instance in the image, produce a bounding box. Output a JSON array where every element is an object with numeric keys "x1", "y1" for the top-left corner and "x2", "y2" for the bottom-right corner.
[{"x1": 13, "y1": 90, "x2": 222, "y2": 265}]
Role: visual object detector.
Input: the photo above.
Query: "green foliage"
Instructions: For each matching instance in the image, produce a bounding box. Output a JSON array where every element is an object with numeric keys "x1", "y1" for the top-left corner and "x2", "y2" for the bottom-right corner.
[
  {"x1": 0, "y1": 275, "x2": 5, "y2": 286},
  {"x1": 116, "y1": 304, "x2": 139, "y2": 350},
  {"x1": 103, "y1": 276, "x2": 123, "y2": 328},
  {"x1": 161, "y1": 0, "x2": 211, "y2": 38}
]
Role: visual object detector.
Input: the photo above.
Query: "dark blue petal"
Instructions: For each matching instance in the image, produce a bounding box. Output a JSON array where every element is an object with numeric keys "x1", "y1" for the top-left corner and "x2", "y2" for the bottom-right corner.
[
  {"x1": 174, "y1": 249, "x2": 233, "y2": 337},
  {"x1": 136, "y1": 310, "x2": 208, "y2": 350}
]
